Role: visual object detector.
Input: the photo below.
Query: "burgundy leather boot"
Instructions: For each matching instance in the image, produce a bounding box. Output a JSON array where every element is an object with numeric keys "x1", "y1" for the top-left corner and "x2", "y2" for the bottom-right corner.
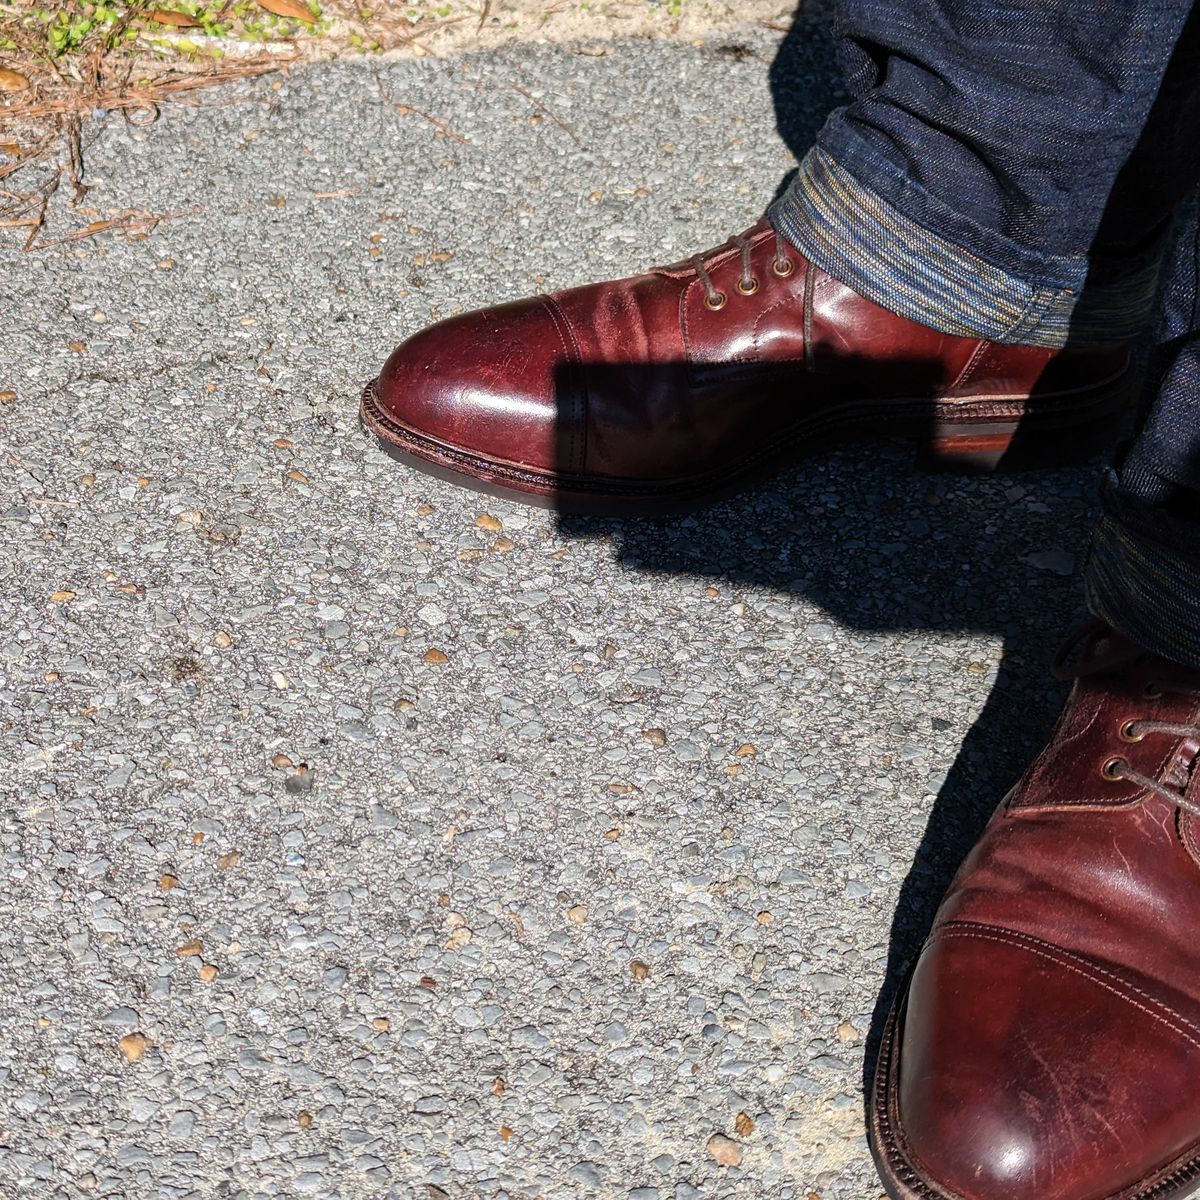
[
  {"x1": 871, "y1": 623, "x2": 1200, "y2": 1200},
  {"x1": 362, "y1": 220, "x2": 1135, "y2": 512}
]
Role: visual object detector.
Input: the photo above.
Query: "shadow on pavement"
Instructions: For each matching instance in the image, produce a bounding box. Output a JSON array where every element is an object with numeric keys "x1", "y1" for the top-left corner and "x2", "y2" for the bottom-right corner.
[
  {"x1": 547, "y1": 2, "x2": 1115, "y2": 1120},
  {"x1": 549, "y1": 367, "x2": 1095, "y2": 1113}
]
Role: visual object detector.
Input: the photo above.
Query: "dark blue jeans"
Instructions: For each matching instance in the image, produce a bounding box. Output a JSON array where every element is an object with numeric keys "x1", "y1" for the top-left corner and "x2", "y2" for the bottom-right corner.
[{"x1": 770, "y1": 0, "x2": 1200, "y2": 666}]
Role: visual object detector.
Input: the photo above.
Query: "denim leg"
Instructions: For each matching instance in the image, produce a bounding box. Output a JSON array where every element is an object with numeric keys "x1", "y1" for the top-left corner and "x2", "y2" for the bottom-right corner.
[
  {"x1": 1086, "y1": 199, "x2": 1200, "y2": 667},
  {"x1": 769, "y1": 0, "x2": 1200, "y2": 346}
]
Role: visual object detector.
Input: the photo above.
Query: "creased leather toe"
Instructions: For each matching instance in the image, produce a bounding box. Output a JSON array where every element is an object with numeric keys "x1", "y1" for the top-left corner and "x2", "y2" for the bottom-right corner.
[
  {"x1": 372, "y1": 295, "x2": 583, "y2": 476},
  {"x1": 872, "y1": 626, "x2": 1200, "y2": 1200},
  {"x1": 884, "y1": 923, "x2": 1200, "y2": 1200}
]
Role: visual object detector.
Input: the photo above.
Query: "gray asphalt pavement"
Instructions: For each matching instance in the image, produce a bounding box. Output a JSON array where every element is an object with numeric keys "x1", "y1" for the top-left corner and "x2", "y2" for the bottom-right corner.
[{"x1": 1, "y1": 22, "x2": 1107, "y2": 1200}]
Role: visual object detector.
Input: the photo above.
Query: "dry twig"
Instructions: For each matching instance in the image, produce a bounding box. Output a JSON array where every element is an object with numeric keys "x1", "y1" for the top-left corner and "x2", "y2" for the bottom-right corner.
[
  {"x1": 374, "y1": 73, "x2": 469, "y2": 145},
  {"x1": 25, "y1": 203, "x2": 200, "y2": 251}
]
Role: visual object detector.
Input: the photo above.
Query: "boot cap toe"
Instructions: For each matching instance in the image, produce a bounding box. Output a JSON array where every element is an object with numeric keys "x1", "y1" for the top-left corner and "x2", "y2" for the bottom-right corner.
[{"x1": 880, "y1": 923, "x2": 1200, "y2": 1200}]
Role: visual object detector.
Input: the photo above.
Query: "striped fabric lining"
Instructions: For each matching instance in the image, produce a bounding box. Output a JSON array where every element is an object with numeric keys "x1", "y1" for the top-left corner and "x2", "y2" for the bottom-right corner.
[{"x1": 769, "y1": 145, "x2": 1161, "y2": 350}]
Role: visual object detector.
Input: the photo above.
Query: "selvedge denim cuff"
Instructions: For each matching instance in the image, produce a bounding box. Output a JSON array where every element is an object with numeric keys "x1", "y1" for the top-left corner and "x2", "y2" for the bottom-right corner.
[
  {"x1": 769, "y1": 142, "x2": 1163, "y2": 350},
  {"x1": 1085, "y1": 474, "x2": 1200, "y2": 670}
]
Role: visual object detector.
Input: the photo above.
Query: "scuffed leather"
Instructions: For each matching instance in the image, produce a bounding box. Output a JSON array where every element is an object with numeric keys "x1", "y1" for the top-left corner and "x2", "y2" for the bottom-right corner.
[
  {"x1": 373, "y1": 220, "x2": 1131, "y2": 487},
  {"x1": 886, "y1": 630, "x2": 1200, "y2": 1200}
]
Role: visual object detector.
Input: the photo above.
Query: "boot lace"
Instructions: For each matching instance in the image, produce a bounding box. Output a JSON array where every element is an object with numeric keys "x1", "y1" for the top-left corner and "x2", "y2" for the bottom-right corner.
[
  {"x1": 1101, "y1": 693, "x2": 1200, "y2": 817},
  {"x1": 1054, "y1": 618, "x2": 1200, "y2": 818},
  {"x1": 691, "y1": 229, "x2": 794, "y2": 311}
]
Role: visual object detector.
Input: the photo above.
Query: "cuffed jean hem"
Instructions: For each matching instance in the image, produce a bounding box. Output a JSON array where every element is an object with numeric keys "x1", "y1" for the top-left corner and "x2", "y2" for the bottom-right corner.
[
  {"x1": 1084, "y1": 474, "x2": 1200, "y2": 669},
  {"x1": 768, "y1": 142, "x2": 1164, "y2": 349}
]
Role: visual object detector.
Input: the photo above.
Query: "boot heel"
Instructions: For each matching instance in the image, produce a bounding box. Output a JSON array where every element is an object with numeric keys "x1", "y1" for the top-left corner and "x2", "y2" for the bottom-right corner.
[{"x1": 921, "y1": 373, "x2": 1137, "y2": 473}]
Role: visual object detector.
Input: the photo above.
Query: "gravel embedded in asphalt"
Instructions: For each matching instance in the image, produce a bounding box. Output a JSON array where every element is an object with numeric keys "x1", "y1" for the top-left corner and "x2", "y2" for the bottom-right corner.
[{"x1": 1, "y1": 23, "x2": 1106, "y2": 1199}]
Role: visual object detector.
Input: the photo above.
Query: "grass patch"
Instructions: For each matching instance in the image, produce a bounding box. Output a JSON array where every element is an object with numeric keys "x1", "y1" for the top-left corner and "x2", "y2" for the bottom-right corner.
[{"x1": 0, "y1": 1, "x2": 740, "y2": 247}]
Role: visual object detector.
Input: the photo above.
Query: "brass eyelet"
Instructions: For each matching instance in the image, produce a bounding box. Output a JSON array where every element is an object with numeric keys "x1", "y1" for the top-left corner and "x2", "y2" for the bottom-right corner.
[
  {"x1": 705, "y1": 292, "x2": 727, "y2": 312},
  {"x1": 736, "y1": 277, "x2": 760, "y2": 296},
  {"x1": 1143, "y1": 681, "x2": 1163, "y2": 699},
  {"x1": 772, "y1": 257, "x2": 795, "y2": 278},
  {"x1": 1101, "y1": 755, "x2": 1128, "y2": 781},
  {"x1": 1119, "y1": 720, "x2": 1145, "y2": 743}
]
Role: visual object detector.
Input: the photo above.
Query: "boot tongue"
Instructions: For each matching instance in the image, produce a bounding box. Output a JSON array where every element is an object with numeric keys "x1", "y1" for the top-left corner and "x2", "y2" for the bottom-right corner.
[
  {"x1": 1179, "y1": 755, "x2": 1200, "y2": 870},
  {"x1": 651, "y1": 221, "x2": 772, "y2": 277},
  {"x1": 1166, "y1": 688, "x2": 1200, "y2": 819},
  {"x1": 1052, "y1": 618, "x2": 1146, "y2": 680},
  {"x1": 1167, "y1": 741, "x2": 1200, "y2": 793}
]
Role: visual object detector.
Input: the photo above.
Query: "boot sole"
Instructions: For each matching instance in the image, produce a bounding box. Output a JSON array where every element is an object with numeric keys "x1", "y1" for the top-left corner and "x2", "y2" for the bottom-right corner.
[{"x1": 360, "y1": 368, "x2": 1135, "y2": 516}]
